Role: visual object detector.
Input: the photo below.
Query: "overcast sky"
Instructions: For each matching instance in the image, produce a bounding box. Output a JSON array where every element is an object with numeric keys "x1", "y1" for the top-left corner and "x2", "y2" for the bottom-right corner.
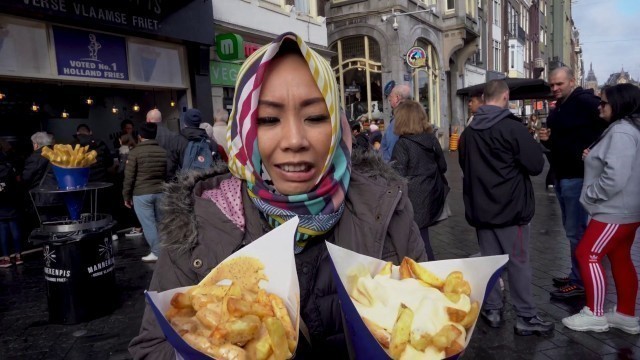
[{"x1": 572, "y1": 0, "x2": 640, "y2": 85}]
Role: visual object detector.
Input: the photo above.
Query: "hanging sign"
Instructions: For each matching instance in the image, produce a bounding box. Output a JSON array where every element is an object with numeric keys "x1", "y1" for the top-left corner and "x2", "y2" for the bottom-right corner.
[
  {"x1": 406, "y1": 46, "x2": 427, "y2": 68},
  {"x1": 53, "y1": 26, "x2": 129, "y2": 80}
]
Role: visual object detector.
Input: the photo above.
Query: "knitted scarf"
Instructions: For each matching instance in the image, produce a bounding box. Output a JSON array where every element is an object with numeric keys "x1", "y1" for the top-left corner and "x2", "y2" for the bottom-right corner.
[{"x1": 226, "y1": 32, "x2": 352, "y2": 252}]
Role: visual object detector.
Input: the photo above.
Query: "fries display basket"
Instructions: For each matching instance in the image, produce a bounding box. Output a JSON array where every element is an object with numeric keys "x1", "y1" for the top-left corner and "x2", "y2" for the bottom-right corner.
[
  {"x1": 28, "y1": 182, "x2": 117, "y2": 324},
  {"x1": 51, "y1": 165, "x2": 90, "y2": 190}
]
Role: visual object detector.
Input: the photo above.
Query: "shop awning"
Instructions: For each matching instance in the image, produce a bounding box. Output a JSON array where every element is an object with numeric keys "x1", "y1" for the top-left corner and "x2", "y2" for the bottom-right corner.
[{"x1": 456, "y1": 78, "x2": 553, "y2": 100}]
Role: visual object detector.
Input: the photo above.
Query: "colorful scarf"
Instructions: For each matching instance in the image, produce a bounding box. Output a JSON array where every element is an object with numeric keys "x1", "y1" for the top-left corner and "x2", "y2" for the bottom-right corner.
[{"x1": 227, "y1": 32, "x2": 352, "y2": 252}]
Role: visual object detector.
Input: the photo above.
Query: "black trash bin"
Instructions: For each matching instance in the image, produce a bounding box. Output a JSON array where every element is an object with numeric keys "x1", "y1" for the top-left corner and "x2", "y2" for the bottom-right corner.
[{"x1": 29, "y1": 183, "x2": 117, "y2": 324}]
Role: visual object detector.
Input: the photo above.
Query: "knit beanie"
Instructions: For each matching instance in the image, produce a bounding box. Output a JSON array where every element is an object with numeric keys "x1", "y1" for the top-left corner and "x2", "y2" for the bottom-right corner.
[
  {"x1": 183, "y1": 108, "x2": 203, "y2": 127},
  {"x1": 138, "y1": 122, "x2": 157, "y2": 140}
]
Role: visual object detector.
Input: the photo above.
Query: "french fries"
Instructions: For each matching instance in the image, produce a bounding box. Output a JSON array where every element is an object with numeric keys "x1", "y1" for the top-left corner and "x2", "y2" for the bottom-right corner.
[
  {"x1": 348, "y1": 257, "x2": 479, "y2": 360},
  {"x1": 165, "y1": 257, "x2": 296, "y2": 360},
  {"x1": 41, "y1": 144, "x2": 97, "y2": 168}
]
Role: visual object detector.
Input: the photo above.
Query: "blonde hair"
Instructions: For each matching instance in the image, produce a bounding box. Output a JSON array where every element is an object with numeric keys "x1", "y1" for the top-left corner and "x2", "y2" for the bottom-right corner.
[{"x1": 393, "y1": 101, "x2": 433, "y2": 136}]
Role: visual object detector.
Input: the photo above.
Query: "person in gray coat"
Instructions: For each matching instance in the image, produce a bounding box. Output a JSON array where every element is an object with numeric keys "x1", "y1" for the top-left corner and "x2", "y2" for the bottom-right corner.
[
  {"x1": 129, "y1": 33, "x2": 426, "y2": 359},
  {"x1": 562, "y1": 84, "x2": 640, "y2": 334}
]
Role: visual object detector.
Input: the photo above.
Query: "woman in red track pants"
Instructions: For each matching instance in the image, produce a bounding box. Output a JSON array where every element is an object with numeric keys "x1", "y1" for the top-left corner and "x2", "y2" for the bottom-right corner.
[{"x1": 562, "y1": 84, "x2": 640, "y2": 334}]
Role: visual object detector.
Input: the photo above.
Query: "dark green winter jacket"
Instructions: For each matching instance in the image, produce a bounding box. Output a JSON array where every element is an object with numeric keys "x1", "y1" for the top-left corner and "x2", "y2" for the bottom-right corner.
[{"x1": 123, "y1": 140, "x2": 167, "y2": 200}]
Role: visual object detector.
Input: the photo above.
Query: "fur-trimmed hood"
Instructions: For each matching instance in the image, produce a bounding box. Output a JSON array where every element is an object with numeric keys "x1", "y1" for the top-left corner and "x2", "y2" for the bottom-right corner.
[{"x1": 159, "y1": 151, "x2": 405, "y2": 252}]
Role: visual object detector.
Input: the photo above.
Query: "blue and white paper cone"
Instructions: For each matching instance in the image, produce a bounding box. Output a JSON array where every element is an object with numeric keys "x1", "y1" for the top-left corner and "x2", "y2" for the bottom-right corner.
[
  {"x1": 326, "y1": 242, "x2": 508, "y2": 360},
  {"x1": 146, "y1": 217, "x2": 301, "y2": 360}
]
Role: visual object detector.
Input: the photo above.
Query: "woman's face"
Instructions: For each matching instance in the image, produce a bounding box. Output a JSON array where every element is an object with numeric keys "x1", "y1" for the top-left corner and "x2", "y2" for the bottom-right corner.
[
  {"x1": 599, "y1": 93, "x2": 612, "y2": 121},
  {"x1": 257, "y1": 53, "x2": 332, "y2": 195}
]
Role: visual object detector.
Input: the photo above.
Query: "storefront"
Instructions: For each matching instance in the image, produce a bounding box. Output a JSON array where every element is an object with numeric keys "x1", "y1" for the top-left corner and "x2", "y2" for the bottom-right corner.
[
  {"x1": 329, "y1": 34, "x2": 443, "y2": 130},
  {"x1": 0, "y1": 0, "x2": 214, "y2": 154}
]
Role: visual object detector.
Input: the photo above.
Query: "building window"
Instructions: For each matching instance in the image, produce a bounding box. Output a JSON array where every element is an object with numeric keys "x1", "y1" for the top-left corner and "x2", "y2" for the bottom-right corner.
[
  {"x1": 447, "y1": 0, "x2": 455, "y2": 12},
  {"x1": 510, "y1": 49, "x2": 515, "y2": 69},
  {"x1": 493, "y1": 40, "x2": 501, "y2": 71},
  {"x1": 493, "y1": 0, "x2": 501, "y2": 26},
  {"x1": 466, "y1": 0, "x2": 477, "y2": 17},
  {"x1": 285, "y1": 0, "x2": 320, "y2": 16},
  {"x1": 412, "y1": 39, "x2": 441, "y2": 128},
  {"x1": 330, "y1": 36, "x2": 383, "y2": 121}
]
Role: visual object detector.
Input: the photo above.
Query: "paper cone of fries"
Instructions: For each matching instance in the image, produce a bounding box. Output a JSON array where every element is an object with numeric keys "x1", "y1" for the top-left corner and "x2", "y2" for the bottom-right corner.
[
  {"x1": 146, "y1": 217, "x2": 301, "y2": 360},
  {"x1": 326, "y1": 242, "x2": 508, "y2": 360}
]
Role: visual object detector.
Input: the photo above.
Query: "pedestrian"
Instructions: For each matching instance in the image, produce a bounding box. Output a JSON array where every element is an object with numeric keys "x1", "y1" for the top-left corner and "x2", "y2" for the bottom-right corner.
[
  {"x1": 350, "y1": 120, "x2": 370, "y2": 152},
  {"x1": 122, "y1": 123, "x2": 167, "y2": 262},
  {"x1": 175, "y1": 108, "x2": 219, "y2": 173},
  {"x1": 72, "y1": 124, "x2": 113, "y2": 183},
  {"x1": 459, "y1": 79, "x2": 554, "y2": 336},
  {"x1": 22, "y1": 132, "x2": 64, "y2": 221},
  {"x1": 369, "y1": 123, "x2": 382, "y2": 152},
  {"x1": 465, "y1": 88, "x2": 483, "y2": 126},
  {"x1": 0, "y1": 151, "x2": 21, "y2": 267},
  {"x1": 129, "y1": 32, "x2": 427, "y2": 359},
  {"x1": 391, "y1": 100, "x2": 448, "y2": 261},
  {"x1": 116, "y1": 134, "x2": 143, "y2": 238},
  {"x1": 538, "y1": 67, "x2": 607, "y2": 300},
  {"x1": 561, "y1": 83, "x2": 640, "y2": 334},
  {"x1": 380, "y1": 83, "x2": 411, "y2": 162},
  {"x1": 113, "y1": 119, "x2": 135, "y2": 150},
  {"x1": 146, "y1": 109, "x2": 181, "y2": 180},
  {"x1": 212, "y1": 108, "x2": 229, "y2": 153}
]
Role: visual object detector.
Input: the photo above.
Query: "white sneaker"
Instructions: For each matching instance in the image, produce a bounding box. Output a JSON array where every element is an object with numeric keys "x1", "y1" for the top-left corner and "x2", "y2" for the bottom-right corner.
[
  {"x1": 562, "y1": 307, "x2": 609, "y2": 332},
  {"x1": 111, "y1": 234, "x2": 119, "y2": 241},
  {"x1": 605, "y1": 307, "x2": 640, "y2": 334},
  {"x1": 125, "y1": 228, "x2": 143, "y2": 238},
  {"x1": 141, "y1": 253, "x2": 158, "y2": 262}
]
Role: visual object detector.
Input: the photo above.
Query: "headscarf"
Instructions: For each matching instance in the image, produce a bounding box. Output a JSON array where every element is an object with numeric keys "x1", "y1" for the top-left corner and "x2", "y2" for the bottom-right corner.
[{"x1": 226, "y1": 32, "x2": 352, "y2": 252}]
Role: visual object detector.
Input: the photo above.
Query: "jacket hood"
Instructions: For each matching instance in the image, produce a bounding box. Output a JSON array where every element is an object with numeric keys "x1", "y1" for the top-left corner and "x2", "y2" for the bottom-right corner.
[
  {"x1": 181, "y1": 127, "x2": 209, "y2": 141},
  {"x1": 470, "y1": 105, "x2": 515, "y2": 130},
  {"x1": 402, "y1": 133, "x2": 437, "y2": 152},
  {"x1": 559, "y1": 86, "x2": 595, "y2": 106},
  {"x1": 160, "y1": 150, "x2": 404, "y2": 252}
]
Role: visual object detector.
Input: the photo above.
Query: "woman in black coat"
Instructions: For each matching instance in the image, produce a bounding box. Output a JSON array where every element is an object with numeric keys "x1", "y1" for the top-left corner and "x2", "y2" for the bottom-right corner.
[{"x1": 391, "y1": 100, "x2": 448, "y2": 260}]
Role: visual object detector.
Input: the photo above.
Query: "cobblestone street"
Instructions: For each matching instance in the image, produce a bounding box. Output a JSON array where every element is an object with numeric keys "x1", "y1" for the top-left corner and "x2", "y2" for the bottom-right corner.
[{"x1": 2, "y1": 152, "x2": 640, "y2": 359}]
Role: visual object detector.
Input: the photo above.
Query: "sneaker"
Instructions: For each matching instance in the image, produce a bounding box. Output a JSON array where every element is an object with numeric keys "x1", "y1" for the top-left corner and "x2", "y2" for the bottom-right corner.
[
  {"x1": 480, "y1": 308, "x2": 504, "y2": 328},
  {"x1": 141, "y1": 253, "x2": 158, "y2": 262},
  {"x1": 0, "y1": 257, "x2": 12, "y2": 268},
  {"x1": 111, "y1": 234, "x2": 119, "y2": 241},
  {"x1": 125, "y1": 228, "x2": 143, "y2": 238},
  {"x1": 514, "y1": 314, "x2": 555, "y2": 336},
  {"x1": 605, "y1": 307, "x2": 640, "y2": 334},
  {"x1": 552, "y1": 276, "x2": 571, "y2": 287},
  {"x1": 14, "y1": 254, "x2": 23, "y2": 265},
  {"x1": 551, "y1": 284, "x2": 585, "y2": 300},
  {"x1": 562, "y1": 307, "x2": 609, "y2": 332}
]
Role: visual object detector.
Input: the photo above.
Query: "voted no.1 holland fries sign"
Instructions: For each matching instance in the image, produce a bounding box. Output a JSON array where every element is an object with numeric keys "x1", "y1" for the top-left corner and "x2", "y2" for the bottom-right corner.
[
  {"x1": 146, "y1": 217, "x2": 301, "y2": 360},
  {"x1": 326, "y1": 242, "x2": 508, "y2": 360}
]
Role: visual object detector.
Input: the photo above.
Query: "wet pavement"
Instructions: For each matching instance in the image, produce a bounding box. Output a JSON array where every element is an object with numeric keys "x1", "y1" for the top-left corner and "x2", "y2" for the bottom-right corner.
[{"x1": 2, "y1": 152, "x2": 640, "y2": 359}]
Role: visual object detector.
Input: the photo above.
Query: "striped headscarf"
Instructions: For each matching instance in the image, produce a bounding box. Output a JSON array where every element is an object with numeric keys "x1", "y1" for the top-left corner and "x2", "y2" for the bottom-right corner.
[{"x1": 227, "y1": 32, "x2": 352, "y2": 252}]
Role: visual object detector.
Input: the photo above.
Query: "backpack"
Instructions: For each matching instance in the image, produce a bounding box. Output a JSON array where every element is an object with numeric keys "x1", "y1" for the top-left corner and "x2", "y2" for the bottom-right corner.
[{"x1": 181, "y1": 138, "x2": 214, "y2": 172}]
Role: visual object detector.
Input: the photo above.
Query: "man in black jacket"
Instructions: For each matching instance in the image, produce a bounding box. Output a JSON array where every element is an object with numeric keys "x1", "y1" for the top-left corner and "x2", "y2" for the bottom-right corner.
[
  {"x1": 459, "y1": 79, "x2": 554, "y2": 336},
  {"x1": 146, "y1": 109, "x2": 181, "y2": 180},
  {"x1": 538, "y1": 67, "x2": 606, "y2": 300},
  {"x1": 72, "y1": 124, "x2": 113, "y2": 183}
]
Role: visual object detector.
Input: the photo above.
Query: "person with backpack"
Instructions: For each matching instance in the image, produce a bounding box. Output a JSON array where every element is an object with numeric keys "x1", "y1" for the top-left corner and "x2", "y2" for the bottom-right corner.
[
  {"x1": 0, "y1": 154, "x2": 22, "y2": 267},
  {"x1": 177, "y1": 108, "x2": 219, "y2": 173},
  {"x1": 123, "y1": 123, "x2": 167, "y2": 263}
]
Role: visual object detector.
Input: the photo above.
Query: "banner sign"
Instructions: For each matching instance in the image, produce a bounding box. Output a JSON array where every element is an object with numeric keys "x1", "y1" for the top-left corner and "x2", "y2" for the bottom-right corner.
[
  {"x1": 210, "y1": 61, "x2": 240, "y2": 87},
  {"x1": 53, "y1": 26, "x2": 128, "y2": 81}
]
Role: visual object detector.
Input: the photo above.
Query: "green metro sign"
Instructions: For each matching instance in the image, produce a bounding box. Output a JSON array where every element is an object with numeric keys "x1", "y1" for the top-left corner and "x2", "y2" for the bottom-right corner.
[{"x1": 215, "y1": 33, "x2": 244, "y2": 61}]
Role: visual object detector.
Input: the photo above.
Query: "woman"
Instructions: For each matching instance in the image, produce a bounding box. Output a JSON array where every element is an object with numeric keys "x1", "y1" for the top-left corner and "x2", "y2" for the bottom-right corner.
[
  {"x1": 128, "y1": 33, "x2": 426, "y2": 359},
  {"x1": 390, "y1": 101, "x2": 448, "y2": 261},
  {"x1": 0, "y1": 150, "x2": 21, "y2": 267},
  {"x1": 562, "y1": 83, "x2": 640, "y2": 334}
]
